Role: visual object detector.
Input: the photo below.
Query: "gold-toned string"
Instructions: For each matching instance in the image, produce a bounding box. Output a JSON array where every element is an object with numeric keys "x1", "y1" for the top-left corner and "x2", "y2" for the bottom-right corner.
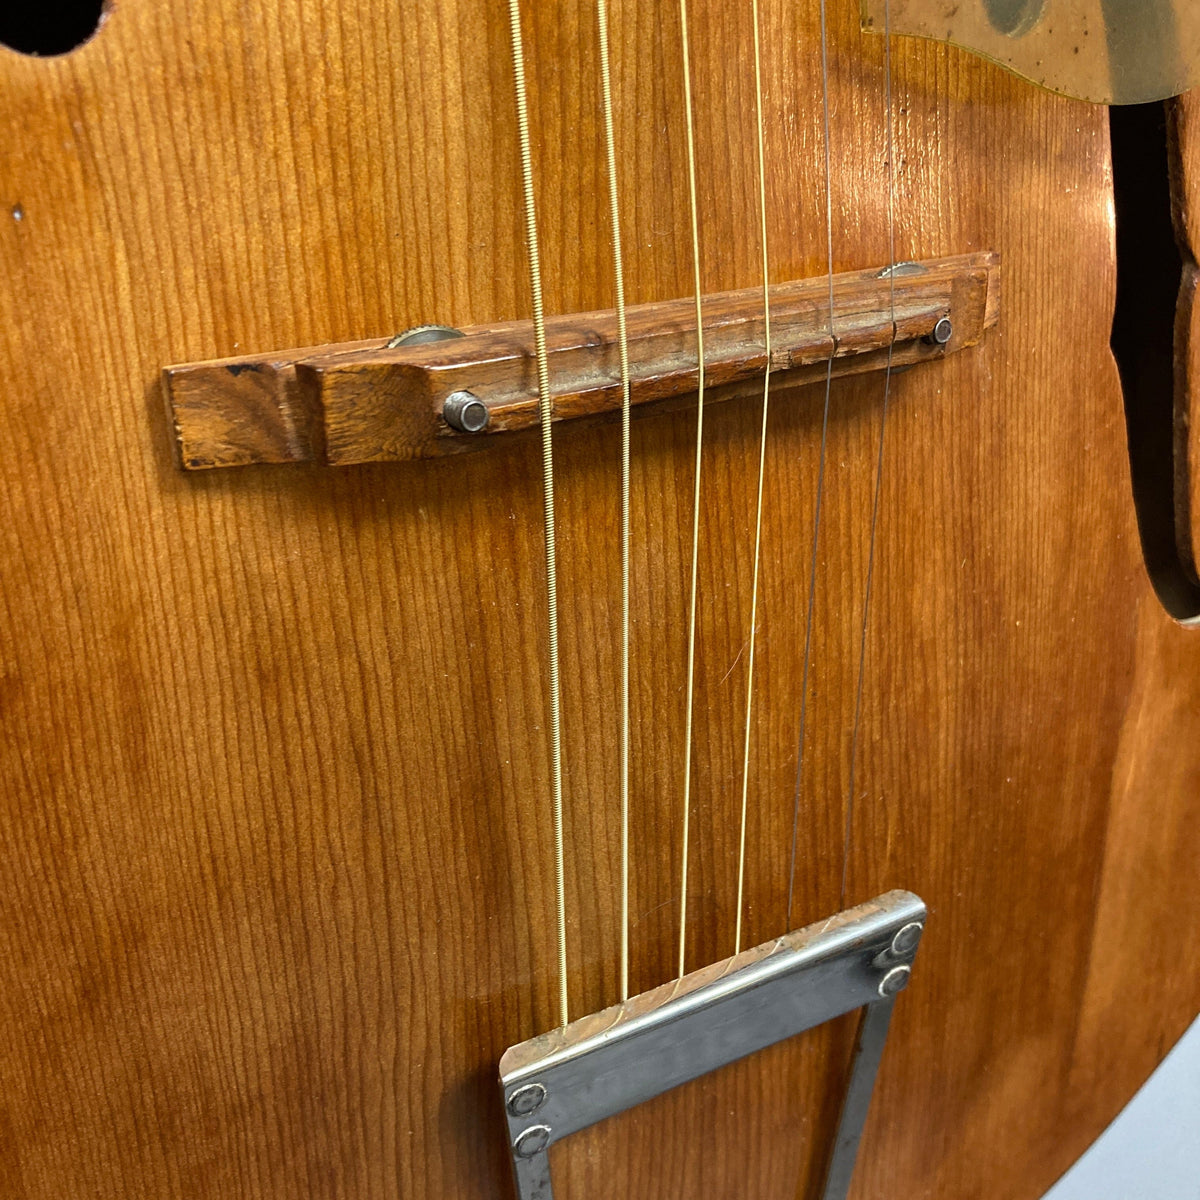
[
  {"x1": 596, "y1": 0, "x2": 634, "y2": 1002},
  {"x1": 677, "y1": 0, "x2": 706, "y2": 980},
  {"x1": 786, "y1": 0, "x2": 837, "y2": 930},
  {"x1": 506, "y1": 0, "x2": 569, "y2": 1028},
  {"x1": 734, "y1": 0, "x2": 772, "y2": 957},
  {"x1": 842, "y1": 0, "x2": 896, "y2": 909}
]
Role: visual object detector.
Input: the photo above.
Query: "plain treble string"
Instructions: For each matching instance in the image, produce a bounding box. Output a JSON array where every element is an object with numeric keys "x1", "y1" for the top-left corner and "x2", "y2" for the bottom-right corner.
[
  {"x1": 595, "y1": 0, "x2": 634, "y2": 1003},
  {"x1": 786, "y1": 0, "x2": 838, "y2": 932},
  {"x1": 734, "y1": 0, "x2": 773, "y2": 958},
  {"x1": 677, "y1": 0, "x2": 707, "y2": 981},
  {"x1": 506, "y1": 0, "x2": 569, "y2": 1029}
]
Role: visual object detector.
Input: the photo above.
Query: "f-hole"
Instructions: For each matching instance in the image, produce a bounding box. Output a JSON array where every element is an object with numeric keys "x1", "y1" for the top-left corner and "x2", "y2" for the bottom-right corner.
[
  {"x1": 0, "y1": 0, "x2": 105, "y2": 57},
  {"x1": 1110, "y1": 102, "x2": 1200, "y2": 622}
]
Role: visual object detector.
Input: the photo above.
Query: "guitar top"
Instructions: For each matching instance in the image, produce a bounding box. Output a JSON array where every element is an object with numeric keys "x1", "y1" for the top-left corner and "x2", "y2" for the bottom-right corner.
[{"x1": 0, "y1": 2, "x2": 1198, "y2": 1198}]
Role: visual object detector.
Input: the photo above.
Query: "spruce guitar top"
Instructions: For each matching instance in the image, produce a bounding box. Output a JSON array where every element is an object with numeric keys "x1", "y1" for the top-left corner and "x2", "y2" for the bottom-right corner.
[{"x1": 0, "y1": 2, "x2": 1198, "y2": 1199}]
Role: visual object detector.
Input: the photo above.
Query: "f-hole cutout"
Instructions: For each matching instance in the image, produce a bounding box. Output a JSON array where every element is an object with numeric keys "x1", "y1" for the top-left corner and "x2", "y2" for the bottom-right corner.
[
  {"x1": 1110, "y1": 102, "x2": 1200, "y2": 622},
  {"x1": 0, "y1": 0, "x2": 105, "y2": 57}
]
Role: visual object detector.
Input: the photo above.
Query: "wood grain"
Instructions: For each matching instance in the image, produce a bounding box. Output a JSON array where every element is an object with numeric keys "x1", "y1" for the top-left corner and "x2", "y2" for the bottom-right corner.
[
  {"x1": 0, "y1": 3, "x2": 1198, "y2": 1200},
  {"x1": 164, "y1": 337, "x2": 388, "y2": 468},
  {"x1": 165, "y1": 251, "x2": 997, "y2": 468}
]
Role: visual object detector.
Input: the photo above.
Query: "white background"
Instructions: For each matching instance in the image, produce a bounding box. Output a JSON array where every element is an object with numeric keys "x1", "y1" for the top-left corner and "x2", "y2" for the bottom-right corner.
[{"x1": 1042, "y1": 1016, "x2": 1200, "y2": 1200}]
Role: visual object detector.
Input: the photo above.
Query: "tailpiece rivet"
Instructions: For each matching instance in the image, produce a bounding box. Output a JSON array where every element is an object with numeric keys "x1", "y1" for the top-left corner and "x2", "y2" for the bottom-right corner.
[
  {"x1": 513, "y1": 1124, "x2": 552, "y2": 1159},
  {"x1": 891, "y1": 922, "x2": 923, "y2": 956},
  {"x1": 879, "y1": 965, "x2": 911, "y2": 998},
  {"x1": 507, "y1": 1083, "x2": 547, "y2": 1118}
]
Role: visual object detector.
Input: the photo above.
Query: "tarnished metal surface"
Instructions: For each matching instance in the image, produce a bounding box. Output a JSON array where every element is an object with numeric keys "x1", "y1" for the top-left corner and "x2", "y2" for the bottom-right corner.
[
  {"x1": 499, "y1": 891, "x2": 926, "y2": 1200},
  {"x1": 861, "y1": 0, "x2": 1200, "y2": 103}
]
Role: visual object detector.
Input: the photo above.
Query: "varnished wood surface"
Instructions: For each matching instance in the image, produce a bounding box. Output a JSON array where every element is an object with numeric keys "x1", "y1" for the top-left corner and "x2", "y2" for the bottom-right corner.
[
  {"x1": 0, "y1": 4, "x2": 1199, "y2": 1200},
  {"x1": 166, "y1": 252, "x2": 998, "y2": 468},
  {"x1": 166, "y1": 336, "x2": 389, "y2": 468}
]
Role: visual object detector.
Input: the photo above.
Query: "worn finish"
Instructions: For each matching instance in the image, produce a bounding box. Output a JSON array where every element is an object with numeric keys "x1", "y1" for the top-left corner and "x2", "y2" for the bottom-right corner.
[
  {"x1": 165, "y1": 252, "x2": 998, "y2": 468},
  {"x1": 165, "y1": 336, "x2": 389, "y2": 468},
  {"x1": 863, "y1": 0, "x2": 1200, "y2": 104},
  {"x1": 1, "y1": 4, "x2": 1199, "y2": 1200}
]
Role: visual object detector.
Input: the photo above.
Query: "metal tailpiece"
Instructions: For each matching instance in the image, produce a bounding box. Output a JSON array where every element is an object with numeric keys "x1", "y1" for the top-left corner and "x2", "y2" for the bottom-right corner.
[{"x1": 498, "y1": 889, "x2": 926, "y2": 1200}]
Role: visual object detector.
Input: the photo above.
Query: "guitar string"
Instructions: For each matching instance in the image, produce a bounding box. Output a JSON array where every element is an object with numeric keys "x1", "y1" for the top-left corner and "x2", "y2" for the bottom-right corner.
[
  {"x1": 677, "y1": 0, "x2": 707, "y2": 980},
  {"x1": 841, "y1": 0, "x2": 895, "y2": 910},
  {"x1": 595, "y1": 0, "x2": 634, "y2": 1002},
  {"x1": 734, "y1": 0, "x2": 772, "y2": 957},
  {"x1": 785, "y1": 0, "x2": 837, "y2": 931},
  {"x1": 505, "y1": 0, "x2": 569, "y2": 1028}
]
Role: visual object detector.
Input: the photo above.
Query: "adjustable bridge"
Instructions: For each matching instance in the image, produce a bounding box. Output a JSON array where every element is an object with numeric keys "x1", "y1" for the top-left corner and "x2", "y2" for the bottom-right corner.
[
  {"x1": 163, "y1": 253, "x2": 998, "y2": 470},
  {"x1": 498, "y1": 890, "x2": 926, "y2": 1200}
]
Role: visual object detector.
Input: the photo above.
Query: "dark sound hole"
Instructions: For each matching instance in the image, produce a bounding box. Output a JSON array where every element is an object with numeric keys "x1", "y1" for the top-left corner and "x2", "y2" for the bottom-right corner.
[
  {"x1": 0, "y1": 0, "x2": 105, "y2": 57},
  {"x1": 983, "y1": 0, "x2": 1045, "y2": 36}
]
